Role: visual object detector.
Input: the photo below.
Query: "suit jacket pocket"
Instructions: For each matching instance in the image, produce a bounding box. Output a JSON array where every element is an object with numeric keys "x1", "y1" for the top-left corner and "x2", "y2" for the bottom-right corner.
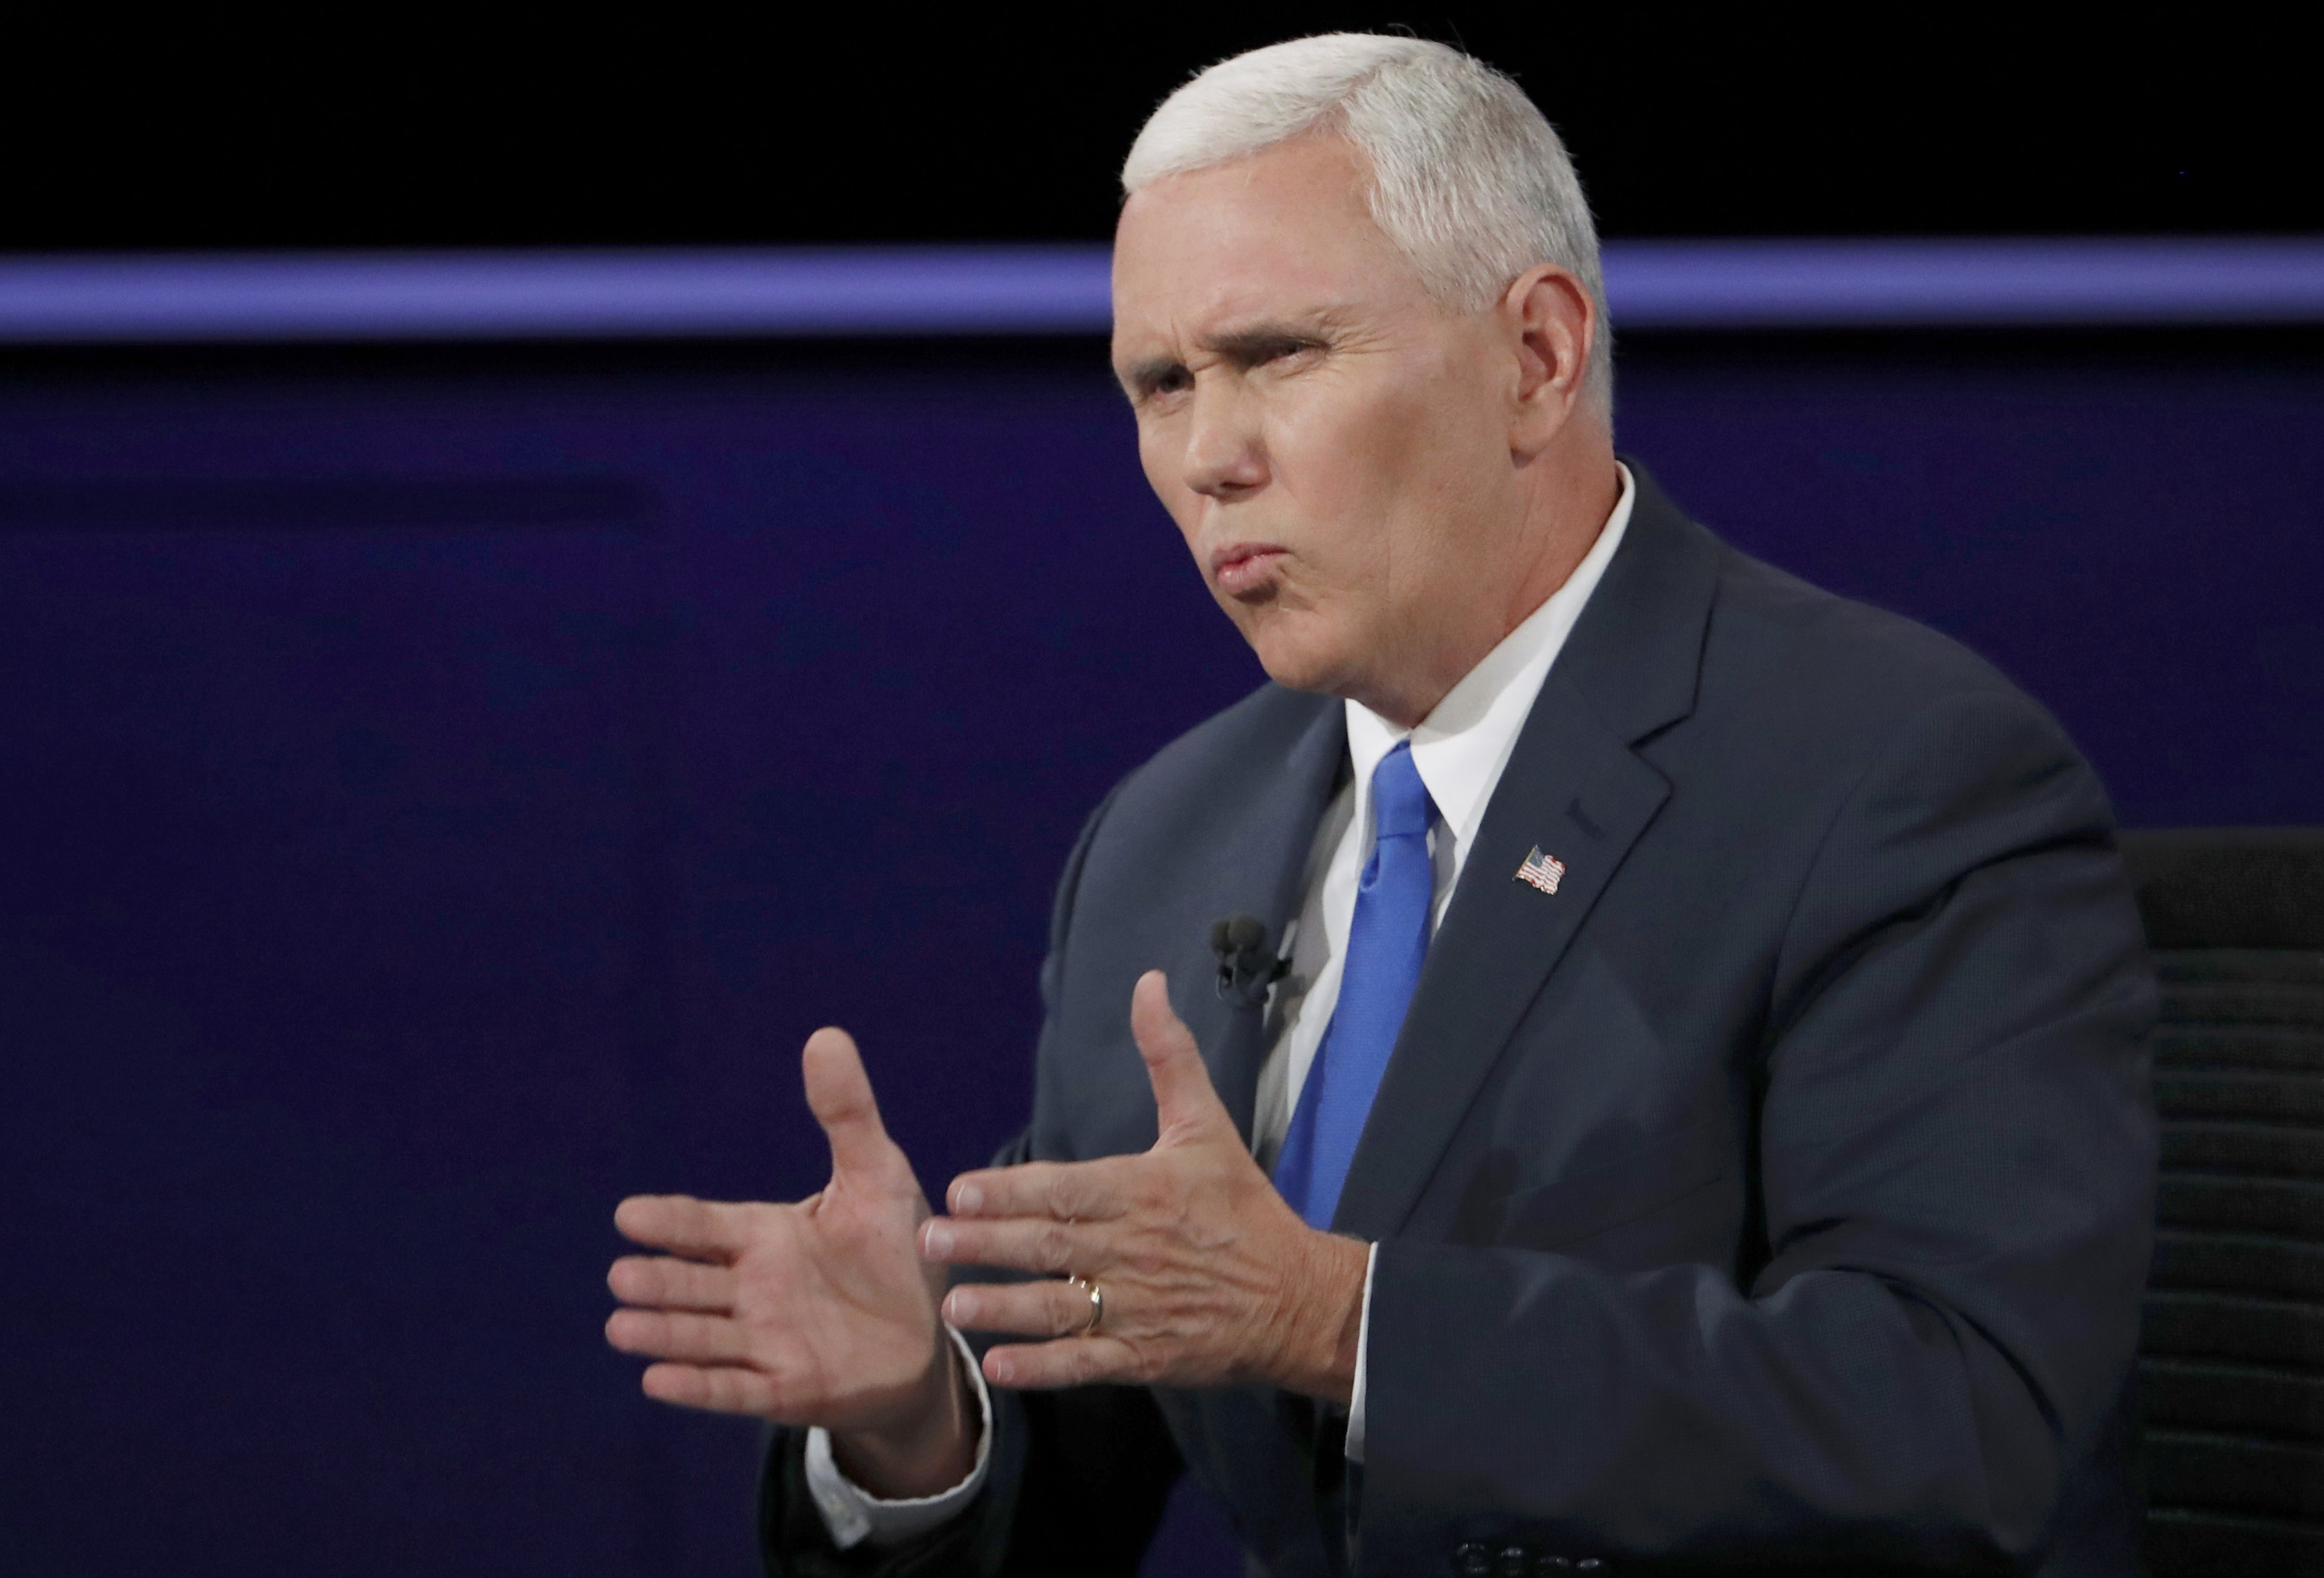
[{"x1": 1475, "y1": 1117, "x2": 1730, "y2": 1251}]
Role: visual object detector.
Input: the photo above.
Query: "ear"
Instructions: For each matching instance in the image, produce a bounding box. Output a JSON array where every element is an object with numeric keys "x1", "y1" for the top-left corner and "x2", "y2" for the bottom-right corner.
[{"x1": 1503, "y1": 265, "x2": 1598, "y2": 461}]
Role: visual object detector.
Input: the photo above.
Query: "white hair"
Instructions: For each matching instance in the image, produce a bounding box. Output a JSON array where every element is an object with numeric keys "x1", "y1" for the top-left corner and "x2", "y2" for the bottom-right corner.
[{"x1": 1122, "y1": 34, "x2": 1612, "y2": 408}]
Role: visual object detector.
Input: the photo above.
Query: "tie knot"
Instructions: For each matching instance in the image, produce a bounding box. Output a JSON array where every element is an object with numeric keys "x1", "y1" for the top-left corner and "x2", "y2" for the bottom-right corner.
[{"x1": 1370, "y1": 742, "x2": 1434, "y2": 840}]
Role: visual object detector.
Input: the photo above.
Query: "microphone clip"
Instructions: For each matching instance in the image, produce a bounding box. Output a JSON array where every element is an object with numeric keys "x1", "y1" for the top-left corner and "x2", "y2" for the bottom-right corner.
[{"x1": 1210, "y1": 913, "x2": 1289, "y2": 1008}]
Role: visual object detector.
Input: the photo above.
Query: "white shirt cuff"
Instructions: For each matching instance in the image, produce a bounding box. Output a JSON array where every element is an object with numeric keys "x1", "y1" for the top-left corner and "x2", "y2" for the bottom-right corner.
[
  {"x1": 1345, "y1": 1241, "x2": 1378, "y2": 1462},
  {"x1": 803, "y1": 1326, "x2": 993, "y2": 1550}
]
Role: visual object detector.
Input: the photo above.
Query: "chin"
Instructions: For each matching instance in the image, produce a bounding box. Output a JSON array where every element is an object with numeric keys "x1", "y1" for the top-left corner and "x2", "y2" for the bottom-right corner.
[{"x1": 1242, "y1": 619, "x2": 1360, "y2": 699}]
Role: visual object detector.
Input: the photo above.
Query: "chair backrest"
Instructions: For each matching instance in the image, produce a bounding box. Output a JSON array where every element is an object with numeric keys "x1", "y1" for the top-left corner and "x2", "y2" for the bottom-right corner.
[{"x1": 2121, "y1": 828, "x2": 2324, "y2": 1576}]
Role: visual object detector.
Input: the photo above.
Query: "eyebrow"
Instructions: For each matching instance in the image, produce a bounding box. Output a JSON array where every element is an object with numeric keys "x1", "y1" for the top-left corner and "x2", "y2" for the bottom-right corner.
[
  {"x1": 1119, "y1": 354, "x2": 1183, "y2": 395},
  {"x1": 1118, "y1": 318, "x2": 1335, "y2": 394}
]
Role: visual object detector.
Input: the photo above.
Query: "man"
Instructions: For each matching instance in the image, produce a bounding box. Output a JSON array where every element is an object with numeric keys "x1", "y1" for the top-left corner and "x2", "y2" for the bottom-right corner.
[{"x1": 606, "y1": 35, "x2": 2155, "y2": 1576}]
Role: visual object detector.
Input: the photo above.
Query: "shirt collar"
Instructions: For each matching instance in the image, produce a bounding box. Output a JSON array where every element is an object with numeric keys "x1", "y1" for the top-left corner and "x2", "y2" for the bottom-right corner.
[{"x1": 1344, "y1": 462, "x2": 1636, "y2": 856}]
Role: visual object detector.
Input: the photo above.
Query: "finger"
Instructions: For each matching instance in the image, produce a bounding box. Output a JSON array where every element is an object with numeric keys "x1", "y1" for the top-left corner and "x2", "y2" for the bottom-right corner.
[
  {"x1": 614, "y1": 1194, "x2": 744, "y2": 1259},
  {"x1": 945, "y1": 1156, "x2": 1133, "y2": 1221},
  {"x1": 983, "y1": 1336, "x2": 1139, "y2": 1390},
  {"x1": 922, "y1": 1212, "x2": 1098, "y2": 1276},
  {"x1": 608, "y1": 1254, "x2": 736, "y2": 1312},
  {"x1": 942, "y1": 1277, "x2": 1100, "y2": 1340},
  {"x1": 639, "y1": 1362, "x2": 781, "y2": 1417},
  {"x1": 801, "y1": 1026, "x2": 900, "y2": 1184},
  {"x1": 1130, "y1": 970, "x2": 1234, "y2": 1141},
  {"x1": 604, "y1": 1306, "x2": 748, "y2": 1364}
]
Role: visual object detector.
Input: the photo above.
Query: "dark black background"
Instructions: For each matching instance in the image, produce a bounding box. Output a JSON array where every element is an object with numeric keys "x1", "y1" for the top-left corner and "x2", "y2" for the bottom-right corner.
[{"x1": 5, "y1": 7, "x2": 2315, "y2": 251}]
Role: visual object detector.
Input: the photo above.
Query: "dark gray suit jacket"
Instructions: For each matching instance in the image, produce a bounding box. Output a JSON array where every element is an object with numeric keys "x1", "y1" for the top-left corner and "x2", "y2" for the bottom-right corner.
[{"x1": 761, "y1": 467, "x2": 2158, "y2": 1576}]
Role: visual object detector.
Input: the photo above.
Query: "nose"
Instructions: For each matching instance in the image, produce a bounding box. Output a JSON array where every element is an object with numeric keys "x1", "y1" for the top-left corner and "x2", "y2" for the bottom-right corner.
[{"x1": 1181, "y1": 380, "x2": 1268, "y2": 501}]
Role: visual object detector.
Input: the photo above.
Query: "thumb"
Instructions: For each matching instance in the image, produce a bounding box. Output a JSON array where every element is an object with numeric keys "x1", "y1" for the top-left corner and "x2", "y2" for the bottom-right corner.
[
  {"x1": 801, "y1": 1026, "x2": 902, "y2": 1185},
  {"x1": 1130, "y1": 970, "x2": 1232, "y2": 1143}
]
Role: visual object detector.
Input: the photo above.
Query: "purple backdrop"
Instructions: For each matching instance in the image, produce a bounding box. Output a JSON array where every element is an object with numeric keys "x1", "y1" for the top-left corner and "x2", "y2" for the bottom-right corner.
[{"x1": 1, "y1": 338, "x2": 2317, "y2": 1575}]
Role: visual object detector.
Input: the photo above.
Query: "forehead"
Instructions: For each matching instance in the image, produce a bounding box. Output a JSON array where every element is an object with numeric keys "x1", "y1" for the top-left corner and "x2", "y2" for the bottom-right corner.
[{"x1": 1109, "y1": 133, "x2": 1428, "y2": 352}]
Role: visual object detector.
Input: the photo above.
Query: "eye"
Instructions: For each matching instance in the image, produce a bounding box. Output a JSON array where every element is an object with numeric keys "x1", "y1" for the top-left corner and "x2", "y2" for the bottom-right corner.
[
  {"x1": 1125, "y1": 362, "x2": 1193, "y2": 406},
  {"x1": 1240, "y1": 335, "x2": 1327, "y2": 376}
]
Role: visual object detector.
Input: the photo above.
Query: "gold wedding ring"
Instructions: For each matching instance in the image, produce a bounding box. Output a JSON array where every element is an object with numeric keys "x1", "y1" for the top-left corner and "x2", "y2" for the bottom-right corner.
[{"x1": 1069, "y1": 1274, "x2": 1104, "y2": 1334}]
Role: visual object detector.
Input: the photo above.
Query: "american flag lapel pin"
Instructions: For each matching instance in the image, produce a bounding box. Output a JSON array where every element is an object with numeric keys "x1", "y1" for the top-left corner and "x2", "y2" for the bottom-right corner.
[{"x1": 1514, "y1": 845, "x2": 1566, "y2": 896}]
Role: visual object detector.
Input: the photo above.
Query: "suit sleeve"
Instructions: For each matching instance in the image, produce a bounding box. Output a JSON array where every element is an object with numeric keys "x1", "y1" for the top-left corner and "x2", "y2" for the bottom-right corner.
[
  {"x1": 1357, "y1": 686, "x2": 2158, "y2": 1573},
  {"x1": 755, "y1": 785, "x2": 1187, "y2": 1577}
]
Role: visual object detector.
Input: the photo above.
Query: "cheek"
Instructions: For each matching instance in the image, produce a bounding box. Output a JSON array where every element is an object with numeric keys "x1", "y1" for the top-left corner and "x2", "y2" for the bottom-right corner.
[
  {"x1": 1137, "y1": 429, "x2": 1203, "y2": 542},
  {"x1": 1266, "y1": 385, "x2": 1432, "y2": 568},
  {"x1": 1301, "y1": 372, "x2": 1499, "y2": 565}
]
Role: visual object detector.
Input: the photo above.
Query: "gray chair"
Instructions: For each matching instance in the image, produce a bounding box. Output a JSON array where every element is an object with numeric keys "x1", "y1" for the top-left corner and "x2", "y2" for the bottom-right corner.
[{"x1": 2122, "y1": 828, "x2": 2324, "y2": 1576}]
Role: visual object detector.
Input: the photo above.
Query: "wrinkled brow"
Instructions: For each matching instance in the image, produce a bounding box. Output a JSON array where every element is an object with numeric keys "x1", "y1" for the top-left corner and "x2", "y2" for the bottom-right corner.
[
  {"x1": 1117, "y1": 316, "x2": 1338, "y2": 395},
  {"x1": 1118, "y1": 354, "x2": 1183, "y2": 395},
  {"x1": 1202, "y1": 321, "x2": 1331, "y2": 362}
]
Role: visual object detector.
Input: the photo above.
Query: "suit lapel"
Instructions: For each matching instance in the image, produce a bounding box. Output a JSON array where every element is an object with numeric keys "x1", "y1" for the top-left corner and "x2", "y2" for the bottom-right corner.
[
  {"x1": 1331, "y1": 466, "x2": 1721, "y2": 1241},
  {"x1": 1329, "y1": 676, "x2": 1667, "y2": 1240},
  {"x1": 1181, "y1": 696, "x2": 1349, "y2": 1145}
]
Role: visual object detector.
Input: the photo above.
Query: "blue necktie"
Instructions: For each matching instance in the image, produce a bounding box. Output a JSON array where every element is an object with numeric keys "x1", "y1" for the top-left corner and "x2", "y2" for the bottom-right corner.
[{"x1": 1274, "y1": 741, "x2": 1436, "y2": 1230}]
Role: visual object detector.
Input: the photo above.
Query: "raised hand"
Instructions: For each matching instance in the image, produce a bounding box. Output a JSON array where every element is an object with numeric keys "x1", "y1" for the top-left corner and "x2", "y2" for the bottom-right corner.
[
  {"x1": 606, "y1": 1027, "x2": 975, "y2": 1496},
  {"x1": 922, "y1": 971, "x2": 1369, "y2": 1401}
]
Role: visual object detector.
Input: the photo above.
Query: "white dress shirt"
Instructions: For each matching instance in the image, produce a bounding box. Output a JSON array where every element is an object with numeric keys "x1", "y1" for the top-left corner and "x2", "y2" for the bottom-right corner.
[{"x1": 808, "y1": 466, "x2": 1635, "y2": 1543}]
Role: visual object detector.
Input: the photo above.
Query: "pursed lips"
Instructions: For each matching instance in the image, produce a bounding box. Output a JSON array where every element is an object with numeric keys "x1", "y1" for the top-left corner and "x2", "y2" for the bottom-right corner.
[{"x1": 1208, "y1": 542, "x2": 1288, "y2": 599}]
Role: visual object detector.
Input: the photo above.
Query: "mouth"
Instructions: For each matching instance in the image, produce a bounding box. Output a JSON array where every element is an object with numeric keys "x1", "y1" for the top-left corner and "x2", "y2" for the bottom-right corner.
[{"x1": 1208, "y1": 542, "x2": 1288, "y2": 599}]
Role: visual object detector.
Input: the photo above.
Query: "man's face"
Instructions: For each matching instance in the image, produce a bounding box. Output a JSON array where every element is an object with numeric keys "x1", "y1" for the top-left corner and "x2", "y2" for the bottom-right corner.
[{"x1": 1110, "y1": 133, "x2": 1530, "y2": 714}]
